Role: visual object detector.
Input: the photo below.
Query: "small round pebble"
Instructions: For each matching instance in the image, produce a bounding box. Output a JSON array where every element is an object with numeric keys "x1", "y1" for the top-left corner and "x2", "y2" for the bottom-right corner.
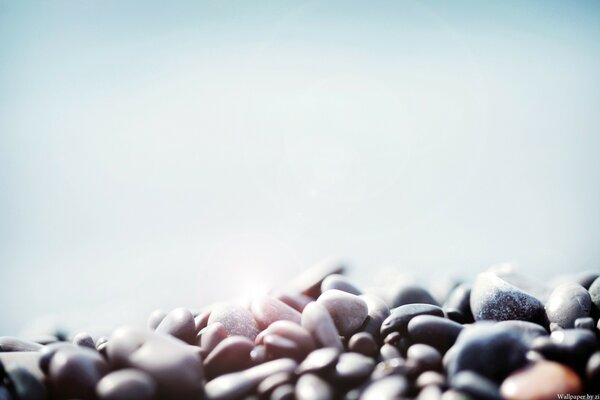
[
  {"x1": 545, "y1": 283, "x2": 591, "y2": 329},
  {"x1": 296, "y1": 373, "x2": 334, "y2": 400},
  {"x1": 96, "y1": 369, "x2": 157, "y2": 400}
]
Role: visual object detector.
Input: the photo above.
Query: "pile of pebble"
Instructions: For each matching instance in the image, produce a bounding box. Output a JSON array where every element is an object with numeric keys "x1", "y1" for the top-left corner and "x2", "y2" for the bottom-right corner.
[{"x1": 1, "y1": 260, "x2": 600, "y2": 400}]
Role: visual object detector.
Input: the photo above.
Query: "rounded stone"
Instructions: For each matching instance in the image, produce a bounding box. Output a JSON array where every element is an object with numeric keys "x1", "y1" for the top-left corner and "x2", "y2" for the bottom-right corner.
[
  {"x1": 348, "y1": 332, "x2": 378, "y2": 358},
  {"x1": 500, "y1": 361, "x2": 582, "y2": 400},
  {"x1": 147, "y1": 309, "x2": 167, "y2": 330},
  {"x1": 155, "y1": 308, "x2": 196, "y2": 344},
  {"x1": 588, "y1": 277, "x2": 600, "y2": 309},
  {"x1": 256, "y1": 320, "x2": 315, "y2": 358},
  {"x1": 199, "y1": 322, "x2": 228, "y2": 354},
  {"x1": 288, "y1": 257, "x2": 346, "y2": 298},
  {"x1": 257, "y1": 372, "x2": 293, "y2": 398},
  {"x1": 271, "y1": 383, "x2": 295, "y2": 400},
  {"x1": 207, "y1": 303, "x2": 260, "y2": 340},
  {"x1": 407, "y1": 315, "x2": 463, "y2": 353},
  {"x1": 6, "y1": 367, "x2": 46, "y2": 400},
  {"x1": 359, "y1": 375, "x2": 409, "y2": 400},
  {"x1": 250, "y1": 296, "x2": 302, "y2": 330},
  {"x1": 317, "y1": 289, "x2": 368, "y2": 337},
  {"x1": 380, "y1": 303, "x2": 444, "y2": 338},
  {"x1": 0, "y1": 337, "x2": 43, "y2": 352},
  {"x1": 545, "y1": 283, "x2": 591, "y2": 329},
  {"x1": 358, "y1": 294, "x2": 390, "y2": 342},
  {"x1": 296, "y1": 347, "x2": 340, "y2": 375},
  {"x1": 204, "y1": 336, "x2": 254, "y2": 380},
  {"x1": 389, "y1": 284, "x2": 439, "y2": 308},
  {"x1": 48, "y1": 346, "x2": 109, "y2": 399},
  {"x1": 443, "y1": 283, "x2": 473, "y2": 324},
  {"x1": 301, "y1": 302, "x2": 343, "y2": 351},
  {"x1": 407, "y1": 344, "x2": 442, "y2": 372},
  {"x1": 296, "y1": 373, "x2": 334, "y2": 400},
  {"x1": 321, "y1": 274, "x2": 362, "y2": 295},
  {"x1": 450, "y1": 371, "x2": 501, "y2": 400},
  {"x1": 96, "y1": 369, "x2": 157, "y2": 400},
  {"x1": 333, "y1": 352, "x2": 375, "y2": 383},
  {"x1": 531, "y1": 328, "x2": 598, "y2": 371}
]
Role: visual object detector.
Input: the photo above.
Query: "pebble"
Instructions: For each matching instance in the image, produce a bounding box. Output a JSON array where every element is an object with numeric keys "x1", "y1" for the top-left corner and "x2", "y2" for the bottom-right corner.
[
  {"x1": 194, "y1": 310, "x2": 211, "y2": 333},
  {"x1": 348, "y1": 332, "x2": 378, "y2": 358},
  {"x1": 317, "y1": 289, "x2": 368, "y2": 337},
  {"x1": 574, "y1": 316, "x2": 595, "y2": 330},
  {"x1": 72, "y1": 332, "x2": 96, "y2": 349},
  {"x1": 450, "y1": 371, "x2": 501, "y2": 400},
  {"x1": 301, "y1": 302, "x2": 343, "y2": 351},
  {"x1": 288, "y1": 257, "x2": 346, "y2": 298},
  {"x1": 275, "y1": 292, "x2": 314, "y2": 313},
  {"x1": 321, "y1": 274, "x2": 362, "y2": 295},
  {"x1": 256, "y1": 372, "x2": 293, "y2": 398},
  {"x1": 380, "y1": 303, "x2": 444, "y2": 337},
  {"x1": 256, "y1": 320, "x2": 315, "y2": 358},
  {"x1": 587, "y1": 351, "x2": 600, "y2": 387},
  {"x1": 379, "y1": 343, "x2": 401, "y2": 360},
  {"x1": 359, "y1": 375, "x2": 409, "y2": 400},
  {"x1": 207, "y1": 303, "x2": 260, "y2": 340},
  {"x1": 575, "y1": 271, "x2": 599, "y2": 289},
  {"x1": 416, "y1": 370, "x2": 446, "y2": 389},
  {"x1": 358, "y1": 294, "x2": 390, "y2": 342},
  {"x1": 204, "y1": 358, "x2": 297, "y2": 400},
  {"x1": 372, "y1": 357, "x2": 420, "y2": 380},
  {"x1": 199, "y1": 322, "x2": 228, "y2": 354},
  {"x1": 588, "y1": 276, "x2": 600, "y2": 309},
  {"x1": 155, "y1": 307, "x2": 196, "y2": 344},
  {"x1": 250, "y1": 344, "x2": 267, "y2": 365},
  {"x1": 96, "y1": 369, "x2": 157, "y2": 400},
  {"x1": 443, "y1": 283, "x2": 473, "y2": 324},
  {"x1": 407, "y1": 315, "x2": 463, "y2": 353},
  {"x1": 250, "y1": 296, "x2": 302, "y2": 330},
  {"x1": 296, "y1": 347, "x2": 340, "y2": 375},
  {"x1": 39, "y1": 342, "x2": 75, "y2": 374},
  {"x1": 470, "y1": 271, "x2": 546, "y2": 324},
  {"x1": 389, "y1": 284, "x2": 439, "y2": 308},
  {"x1": 264, "y1": 334, "x2": 303, "y2": 360},
  {"x1": 333, "y1": 352, "x2": 375, "y2": 384},
  {"x1": 493, "y1": 320, "x2": 548, "y2": 345},
  {"x1": 531, "y1": 328, "x2": 597, "y2": 371},
  {"x1": 0, "y1": 387, "x2": 11, "y2": 400},
  {"x1": 446, "y1": 323, "x2": 528, "y2": 382},
  {"x1": 204, "y1": 336, "x2": 254, "y2": 380},
  {"x1": 296, "y1": 373, "x2": 334, "y2": 400},
  {"x1": 0, "y1": 337, "x2": 43, "y2": 352},
  {"x1": 500, "y1": 361, "x2": 583, "y2": 400},
  {"x1": 417, "y1": 385, "x2": 444, "y2": 400},
  {"x1": 407, "y1": 344, "x2": 442, "y2": 371},
  {"x1": 107, "y1": 326, "x2": 204, "y2": 399},
  {"x1": 545, "y1": 283, "x2": 591, "y2": 329},
  {"x1": 271, "y1": 383, "x2": 295, "y2": 400},
  {"x1": 147, "y1": 309, "x2": 167, "y2": 330},
  {"x1": 6, "y1": 366, "x2": 46, "y2": 400},
  {"x1": 48, "y1": 346, "x2": 109, "y2": 399}
]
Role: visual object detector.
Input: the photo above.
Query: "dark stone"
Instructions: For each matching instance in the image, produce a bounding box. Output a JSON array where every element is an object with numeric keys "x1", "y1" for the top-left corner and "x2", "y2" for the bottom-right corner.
[
  {"x1": 450, "y1": 371, "x2": 502, "y2": 400},
  {"x1": 296, "y1": 347, "x2": 340, "y2": 375},
  {"x1": 574, "y1": 317, "x2": 595, "y2": 331},
  {"x1": 257, "y1": 372, "x2": 293, "y2": 398},
  {"x1": 333, "y1": 352, "x2": 375, "y2": 385},
  {"x1": 296, "y1": 373, "x2": 334, "y2": 400},
  {"x1": 359, "y1": 294, "x2": 390, "y2": 343},
  {"x1": 0, "y1": 338, "x2": 43, "y2": 353},
  {"x1": 96, "y1": 369, "x2": 157, "y2": 400},
  {"x1": 204, "y1": 336, "x2": 254, "y2": 380},
  {"x1": 6, "y1": 367, "x2": 46, "y2": 400},
  {"x1": 545, "y1": 283, "x2": 591, "y2": 329},
  {"x1": 407, "y1": 315, "x2": 463, "y2": 353},
  {"x1": 407, "y1": 344, "x2": 442, "y2": 372},
  {"x1": 348, "y1": 332, "x2": 378, "y2": 358},
  {"x1": 443, "y1": 283, "x2": 473, "y2": 324},
  {"x1": 380, "y1": 304, "x2": 444, "y2": 338},
  {"x1": 155, "y1": 308, "x2": 196, "y2": 344},
  {"x1": 359, "y1": 375, "x2": 409, "y2": 400},
  {"x1": 531, "y1": 329, "x2": 598, "y2": 372},
  {"x1": 389, "y1": 284, "x2": 439, "y2": 308}
]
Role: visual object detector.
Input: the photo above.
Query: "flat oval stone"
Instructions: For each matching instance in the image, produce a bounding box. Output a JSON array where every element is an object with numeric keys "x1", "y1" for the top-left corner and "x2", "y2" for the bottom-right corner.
[
  {"x1": 416, "y1": 370, "x2": 446, "y2": 389},
  {"x1": 296, "y1": 373, "x2": 334, "y2": 400},
  {"x1": 296, "y1": 347, "x2": 340, "y2": 375},
  {"x1": 107, "y1": 326, "x2": 204, "y2": 399},
  {"x1": 257, "y1": 372, "x2": 293, "y2": 398},
  {"x1": 73, "y1": 332, "x2": 96, "y2": 349},
  {"x1": 204, "y1": 336, "x2": 254, "y2": 380},
  {"x1": 470, "y1": 271, "x2": 546, "y2": 324},
  {"x1": 275, "y1": 292, "x2": 314, "y2": 313},
  {"x1": 301, "y1": 302, "x2": 343, "y2": 351},
  {"x1": 288, "y1": 258, "x2": 346, "y2": 298},
  {"x1": 443, "y1": 283, "x2": 473, "y2": 324},
  {"x1": 417, "y1": 385, "x2": 444, "y2": 400},
  {"x1": 379, "y1": 344, "x2": 401, "y2": 360},
  {"x1": 447, "y1": 323, "x2": 528, "y2": 382},
  {"x1": 333, "y1": 352, "x2": 375, "y2": 383},
  {"x1": 501, "y1": 361, "x2": 582, "y2": 400},
  {"x1": 147, "y1": 309, "x2": 167, "y2": 330},
  {"x1": 96, "y1": 369, "x2": 157, "y2": 400},
  {"x1": 49, "y1": 346, "x2": 109, "y2": 399},
  {"x1": 358, "y1": 294, "x2": 390, "y2": 342},
  {"x1": 271, "y1": 383, "x2": 295, "y2": 400},
  {"x1": 199, "y1": 322, "x2": 228, "y2": 354},
  {"x1": 6, "y1": 367, "x2": 46, "y2": 400},
  {"x1": 0, "y1": 337, "x2": 43, "y2": 352},
  {"x1": 204, "y1": 358, "x2": 297, "y2": 400},
  {"x1": 407, "y1": 315, "x2": 463, "y2": 353},
  {"x1": 574, "y1": 317, "x2": 595, "y2": 330},
  {"x1": 256, "y1": 320, "x2": 315, "y2": 357},
  {"x1": 531, "y1": 328, "x2": 597, "y2": 371},
  {"x1": 321, "y1": 274, "x2": 362, "y2": 295},
  {"x1": 545, "y1": 283, "x2": 591, "y2": 329},
  {"x1": 317, "y1": 290, "x2": 368, "y2": 337},
  {"x1": 407, "y1": 344, "x2": 442, "y2": 372},
  {"x1": 348, "y1": 332, "x2": 378, "y2": 358},
  {"x1": 360, "y1": 375, "x2": 409, "y2": 400},
  {"x1": 250, "y1": 296, "x2": 301, "y2": 330},
  {"x1": 451, "y1": 371, "x2": 501, "y2": 400},
  {"x1": 389, "y1": 284, "x2": 439, "y2": 308},
  {"x1": 155, "y1": 308, "x2": 196, "y2": 344},
  {"x1": 208, "y1": 303, "x2": 259, "y2": 340},
  {"x1": 380, "y1": 304, "x2": 444, "y2": 338}
]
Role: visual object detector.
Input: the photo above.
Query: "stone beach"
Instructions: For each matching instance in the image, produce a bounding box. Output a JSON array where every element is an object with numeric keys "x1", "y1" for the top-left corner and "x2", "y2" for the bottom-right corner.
[{"x1": 1, "y1": 261, "x2": 600, "y2": 399}]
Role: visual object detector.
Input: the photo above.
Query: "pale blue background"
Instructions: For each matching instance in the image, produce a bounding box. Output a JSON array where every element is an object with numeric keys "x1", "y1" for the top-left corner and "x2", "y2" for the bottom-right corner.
[{"x1": 1, "y1": 1, "x2": 599, "y2": 335}]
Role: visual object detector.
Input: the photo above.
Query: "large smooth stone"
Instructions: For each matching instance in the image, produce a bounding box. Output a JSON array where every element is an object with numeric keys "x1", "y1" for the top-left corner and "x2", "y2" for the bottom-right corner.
[
  {"x1": 470, "y1": 271, "x2": 546, "y2": 324},
  {"x1": 96, "y1": 369, "x2": 157, "y2": 400},
  {"x1": 545, "y1": 283, "x2": 591, "y2": 329},
  {"x1": 317, "y1": 290, "x2": 368, "y2": 337},
  {"x1": 321, "y1": 274, "x2": 362, "y2": 295},
  {"x1": 155, "y1": 308, "x2": 196, "y2": 344},
  {"x1": 389, "y1": 284, "x2": 439, "y2": 308},
  {"x1": 358, "y1": 294, "x2": 390, "y2": 342},
  {"x1": 407, "y1": 315, "x2": 463, "y2": 353},
  {"x1": 500, "y1": 361, "x2": 582, "y2": 400},
  {"x1": 204, "y1": 336, "x2": 254, "y2": 380},
  {"x1": 332, "y1": 352, "x2": 375, "y2": 384},
  {"x1": 446, "y1": 323, "x2": 528, "y2": 382},
  {"x1": 107, "y1": 326, "x2": 204, "y2": 399},
  {"x1": 207, "y1": 303, "x2": 259, "y2": 340},
  {"x1": 301, "y1": 302, "x2": 343, "y2": 351},
  {"x1": 288, "y1": 258, "x2": 346, "y2": 298},
  {"x1": 380, "y1": 304, "x2": 444, "y2": 337},
  {"x1": 493, "y1": 320, "x2": 548, "y2": 345},
  {"x1": 250, "y1": 296, "x2": 301, "y2": 330},
  {"x1": 359, "y1": 375, "x2": 409, "y2": 400},
  {"x1": 0, "y1": 337, "x2": 43, "y2": 352},
  {"x1": 295, "y1": 373, "x2": 334, "y2": 400},
  {"x1": 48, "y1": 346, "x2": 109, "y2": 399},
  {"x1": 204, "y1": 358, "x2": 297, "y2": 400}
]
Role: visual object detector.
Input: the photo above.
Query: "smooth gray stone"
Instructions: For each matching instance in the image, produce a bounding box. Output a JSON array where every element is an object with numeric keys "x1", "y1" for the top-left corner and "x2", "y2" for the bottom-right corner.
[
  {"x1": 204, "y1": 358, "x2": 297, "y2": 400},
  {"x1": 296, "y1": 347, "x2": 340, "y2": 375},
  {"x1": 147, "y1": 309, "x2": 167, "y2": 330},
  {"x1": 73, "y1": 332, "x2": 96, "y2": 349},
  {"x1": 7, "y1": 367, "x2": 46, "y2": 400},
  {"x1": 271, "y1": 384, "x2": 295, "y2": 400},
  {"x1": 49, "y1": 346, "x2": 109, "y2": 399},
  {"x1": 0, "y1": 337, "x2": 43, "y2": 352},
  {"x1": 407, "y1": 344, "x2": 442, "y2": 371},
  {"x1": 199, "y1": 322, "x2": 228, "y2": 354},
  {"x1": 250, "y1": 345, "x2": 267, "y2": 365},
  {"x1": 317, "y1": 290, "x2": 368, "y2": 337},
  {"x1": 333, "y1": 352, "x2": 375, "y2": 383},
  {"x1": 256, "y1": 320, "x2": 315, "y2": 357},
  {"x1": 257, "y1": 372, "x2": 293, "y2": 398},
  {"x1": 96, "y1": 369, "x2": 157, "y2": 400},
  {"x1": 450, "y1": 371, "x2": 502, "y2": 400},
  {"x1": 39, "y1": 342, "x2": 76, "y2": 374},
  {"x1": 107, "y1": 326, "x2": 204, "y2": 399},
  {"x1": 546, "y1": 283, "x2": 591, "y2": 329},
  {"x1": 296, "y1": 373, "x2": 334, "y2": 400},
  {"x1": 287, "y1": 258, "x2": 346, "y2": 298},
  {"x1": 264, "y1": 334, "x2": 303, "y2": 361},
  {"x1": 493, "y1": 320, "x2": 548, "y2": 345},
  {"x1": 389, "y1": 284, "x2": 439, "y2": 308},
  {"x1": 532, "y1": 328, "x2": 598, "y2": 370},
  {"x1": 470, "y1": 271, "x2": 546, "y2": 324},
  {"x1": 155, "y1": 307, "x2": 196, "y2": 344},
  {"x1": 204, "y1": 336, "x2": 254, "y2": 380},
  {"x1": 407, "y1": 315, "x2": 463, "y2": 353},
  {"x1": 416, "y1": 370, "x2": 446, "y2": 389},
  {"x1": 358, "y1": 294, "x2": 390, "y2": 342},
  {"x1": 348, "y1": 332, "x2": 378, "y2": 358},
  {"x1": 587, "y1": 351, "x2": 600, "y2": 383},
  {"x1": 301, "y1": 302, "x2": 343, "y2": 351},
  {"x1": 208, "y1": 303, "x2": 260, "y2": 340},
  {"x1": 360, "y1": 375, "x2": 409, "y2": 400},
  {"x1": 443, "y1": 283, "x2": 473, "y2": 324},
  {"x1": 380, "y1": 303, "x2": 444, "y2": 337},
  {"x1": 379, "y1": 344, "x2": 401, "y2": 360},
  {"x1": 590, "y1": 277, "x2": 600, "y2": 309},
  {"x1": 321, "y1": 274, "x2": 362, "y2": 295},
  {"x1": 575, "y1": 317, "x2": 595, "y2": 330},
  {"x1": 250, "y1": 296, "x2": 301, "y2": 330}
]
